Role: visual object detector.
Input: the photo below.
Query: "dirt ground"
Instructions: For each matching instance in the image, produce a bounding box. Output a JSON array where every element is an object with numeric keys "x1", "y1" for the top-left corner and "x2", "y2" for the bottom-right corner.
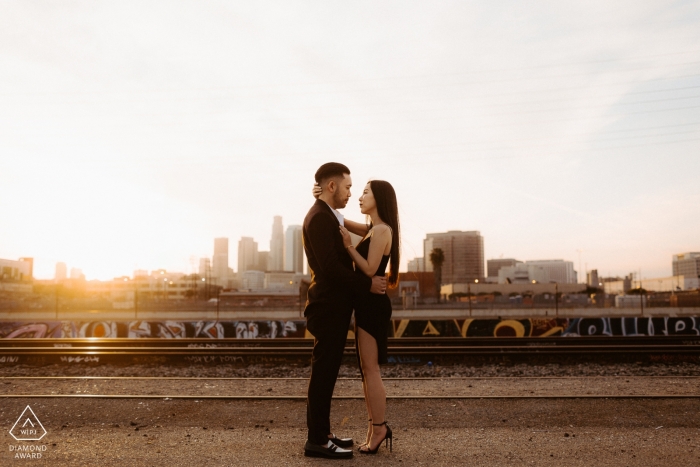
[{"x1": 2, "y1": 396, "x2": 699, "y2": 466}]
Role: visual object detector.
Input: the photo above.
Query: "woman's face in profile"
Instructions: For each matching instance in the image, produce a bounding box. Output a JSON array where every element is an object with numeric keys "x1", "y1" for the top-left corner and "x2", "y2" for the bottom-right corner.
[{"x1": 359, "y1": 182, "x2": 375, "y2": 215}]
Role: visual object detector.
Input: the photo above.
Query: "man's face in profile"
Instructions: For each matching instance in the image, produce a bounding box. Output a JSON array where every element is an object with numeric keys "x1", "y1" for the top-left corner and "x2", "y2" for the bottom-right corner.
[{"x1": 333, "y1": 173, "x2": 352, "y2": 209}]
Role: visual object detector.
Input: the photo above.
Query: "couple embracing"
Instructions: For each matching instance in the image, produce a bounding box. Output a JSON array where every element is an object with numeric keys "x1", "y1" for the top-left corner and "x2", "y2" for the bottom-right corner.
[{"x1": 302, "y1": 162, "x2": 400, "y2": 459}]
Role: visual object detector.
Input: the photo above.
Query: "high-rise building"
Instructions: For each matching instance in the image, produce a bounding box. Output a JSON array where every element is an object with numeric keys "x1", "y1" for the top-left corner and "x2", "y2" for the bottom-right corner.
[
  {"x1": 269, "y1": 216, "x2": 284, "y2": 271},
  {"x1": 18, "y1": 258, "x2": 33, "y2": 280},
  {"x1": 673, "y1": 252, "x2": 700, "y2": 279},
  {"x1": 587, "y1": 269, "x2": 600, "y2": 288},
  {"x1": 212, "y1": 238, "x2": 229, "y2": 281},
  {"x1": 407, "y1": 257, "x2": 425, "y2": 272},
  {"x1": 256, "y1": 251, "x2": 270, "y2": 272},
  {"x1": 55, "y1": 262, "x2": 67, "y2": 281},
  {"x1": 487, "y1": 258, "x2": 521, "y2": 279},
  {"x1": 238, "y1": 237, "x2": 259, "y2": 273},
  {"x1": 0, "y1": 258, "x2": 32, "y2": 281},
  {"x1": 70, "y1": 268, "x2": 84, "y2": 280},
  {"x1": 524, "y1": 260, "x2": 577, "y2": 284},
  {"x1": 285, "y1": 225, "x2": 303, "y2": 273},
  {"x1": 198, "y1": 258, "x2": 211, "y2": 277},
  {"x1": 423, "y1": 231, "x2": 484, "y2": 283}
]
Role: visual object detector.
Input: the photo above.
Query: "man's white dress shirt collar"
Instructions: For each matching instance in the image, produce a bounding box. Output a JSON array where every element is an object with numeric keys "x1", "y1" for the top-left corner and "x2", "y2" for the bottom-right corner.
[{"x1": 323, "y1": 201, "x2": 344, "y2": 226}]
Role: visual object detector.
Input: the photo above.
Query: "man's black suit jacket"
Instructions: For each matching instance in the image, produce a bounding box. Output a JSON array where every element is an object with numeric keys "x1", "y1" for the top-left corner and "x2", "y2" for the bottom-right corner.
[{"x1": 303, "y1": 199, "x2": 372, "y2": 317}]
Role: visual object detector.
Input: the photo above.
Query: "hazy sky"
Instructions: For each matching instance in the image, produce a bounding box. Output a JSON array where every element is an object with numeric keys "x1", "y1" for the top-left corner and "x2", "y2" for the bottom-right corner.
[{"x1": 1, "y1": 1, "x2": 699, "y2": 281}]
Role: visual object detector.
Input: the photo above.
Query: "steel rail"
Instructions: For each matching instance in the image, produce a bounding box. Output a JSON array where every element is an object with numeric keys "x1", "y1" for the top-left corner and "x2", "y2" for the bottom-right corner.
[
  {"x1": 1, "y1": 344, "x2": 698, "y2": 352},
  {"x1": 1, "y1": 376, "x2": 700, "y2": 380},
  {"x1": 0, "y1": 394, "x2": 697, "y2": 400}
]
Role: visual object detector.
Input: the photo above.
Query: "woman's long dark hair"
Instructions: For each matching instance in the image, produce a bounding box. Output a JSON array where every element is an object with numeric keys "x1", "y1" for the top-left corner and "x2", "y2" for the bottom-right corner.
[{"x1": 368, "y1": 180, "x2": 400, "y2": 287}]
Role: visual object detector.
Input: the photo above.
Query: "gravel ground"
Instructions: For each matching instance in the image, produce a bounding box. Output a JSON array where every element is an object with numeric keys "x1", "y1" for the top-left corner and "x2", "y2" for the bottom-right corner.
[
  {"x1": 1, "y1": 361, "x2": 699, "y2": 378},
  {"x1": 2, "y1": 397, "x2": 699, "y2": 466},
  {"x1": 1, "y1": 376, "x2": 699, "y2": 397}
]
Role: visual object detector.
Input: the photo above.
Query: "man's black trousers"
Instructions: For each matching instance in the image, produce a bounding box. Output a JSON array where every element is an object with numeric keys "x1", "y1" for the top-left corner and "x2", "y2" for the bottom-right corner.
[{"x1": 305, "y1": 305, "x2": 353, "y2": 445}]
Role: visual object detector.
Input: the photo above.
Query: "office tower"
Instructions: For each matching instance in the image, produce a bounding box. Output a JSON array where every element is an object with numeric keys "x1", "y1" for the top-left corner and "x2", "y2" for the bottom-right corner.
[
  {"x1": 55, "y1": 262, "x2": 67, "y2": 281},
  {"x1": 212, "y1": 238, "x2": 229, "y2": 281},
  {"x1": 238, "y1": 237, "x2": 259, "y2": 273},
  {"x1": 285, "y1": 225, "x2": 303, "y2": 273},
  {"x1": 407, "y1": 257, "x2": 425, "y2": 272},
  {"x1": 18, "y1": 258, "x2": 33, "y2": 280},
  {"x1": 673, "y1": 252, "x2": 700, "y2": 279},
  {"x1": 423, "y1": 231, "x2": 484, "y2": 283},
  {"x1": 487, "y1": 258, "x2": 522, "y2": 279},
  {"x1": 0, "y1": 258, "x2": 32, "y2": 281},
  {"x1": 69, "y1": 268, "x2": 84, "y2": 280},
  {"x1": 587, "y1": 269, "x2": 600, "y2": 287},
  {"x1": 198, "y1": 258, "x2": 211, "y2": 277},
  {"x1": 269, "y1": 216, "x2": 284, "y2": 271},
  {"x1": 524, "y1": 260, "x2": 577, "y2": 284},
  {"x1": 256, "y1": 251, "x2": 270, "y2": 272}
]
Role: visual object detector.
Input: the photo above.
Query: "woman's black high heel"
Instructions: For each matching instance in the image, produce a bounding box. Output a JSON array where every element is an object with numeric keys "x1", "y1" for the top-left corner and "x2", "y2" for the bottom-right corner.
[{"x1": 359, "y1": 421, "x2": 392, "y2": 454}]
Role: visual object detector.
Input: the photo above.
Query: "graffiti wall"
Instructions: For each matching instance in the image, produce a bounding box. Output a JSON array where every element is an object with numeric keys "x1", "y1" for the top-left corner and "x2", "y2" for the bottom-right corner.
[{"x1": 0, "y1": 316, "x2": 698, "y2": 339}]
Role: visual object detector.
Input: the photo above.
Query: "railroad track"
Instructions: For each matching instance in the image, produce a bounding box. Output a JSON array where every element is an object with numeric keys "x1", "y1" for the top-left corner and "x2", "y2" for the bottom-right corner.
[{"x1": 0, "y1": 336, "x2": 699, "y2": 365}]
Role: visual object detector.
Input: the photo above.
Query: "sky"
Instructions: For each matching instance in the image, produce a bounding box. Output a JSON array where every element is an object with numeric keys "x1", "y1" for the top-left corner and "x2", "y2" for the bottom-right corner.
[{"x1": 1, "y1": 1, "x2": 699, "y2": 281}]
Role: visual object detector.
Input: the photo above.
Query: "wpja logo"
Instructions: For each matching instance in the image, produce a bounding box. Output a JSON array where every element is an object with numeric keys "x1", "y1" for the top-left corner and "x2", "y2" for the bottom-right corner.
[
  {"x1": 9, "y1": 406, "x2": 47, "y2": 441},
  {"x1": 8, "y1": 405, "x2": 48, "y2": 460}
]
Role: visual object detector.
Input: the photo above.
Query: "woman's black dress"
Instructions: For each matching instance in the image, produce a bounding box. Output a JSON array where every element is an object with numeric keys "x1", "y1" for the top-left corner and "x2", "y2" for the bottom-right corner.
[{"x1": 353, "y1": 234, "x2": 392, "y2": 377}]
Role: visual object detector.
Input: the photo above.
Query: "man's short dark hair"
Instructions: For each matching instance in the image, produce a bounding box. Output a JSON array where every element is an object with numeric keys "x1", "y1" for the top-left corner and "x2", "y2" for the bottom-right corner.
[{"x1": 315, "y1": 162, "x2": 350, "y2": 184}]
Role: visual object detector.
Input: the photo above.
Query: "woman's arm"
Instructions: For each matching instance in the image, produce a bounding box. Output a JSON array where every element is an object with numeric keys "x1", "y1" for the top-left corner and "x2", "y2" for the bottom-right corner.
[
  {"x1": 343, "y1": 219, "x2": 370, "y2": 237},
  {"x1": 339, "y1": 224, "x2": 391, "y2": 277}
]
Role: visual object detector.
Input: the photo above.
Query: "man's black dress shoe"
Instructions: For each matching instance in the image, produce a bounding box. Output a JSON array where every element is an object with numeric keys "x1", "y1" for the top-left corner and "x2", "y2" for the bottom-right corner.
[
  {"x1": 328, "y1": 433, "x2": 353, "y2": 448},
  {"x1": 304, "y1": 440, "x2": 353, "y2": 459}
]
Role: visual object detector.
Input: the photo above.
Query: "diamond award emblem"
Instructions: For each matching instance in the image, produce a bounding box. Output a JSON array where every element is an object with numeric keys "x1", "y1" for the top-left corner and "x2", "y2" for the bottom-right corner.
[{"x1": 9, "y1": 405, "x2": 47, "y2": 441}]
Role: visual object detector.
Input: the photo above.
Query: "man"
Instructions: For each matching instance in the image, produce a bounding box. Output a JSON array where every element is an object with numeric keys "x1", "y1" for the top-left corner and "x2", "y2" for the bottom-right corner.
[{"x1": 302, "y1": 162, "x2": 387, "y2": 459}]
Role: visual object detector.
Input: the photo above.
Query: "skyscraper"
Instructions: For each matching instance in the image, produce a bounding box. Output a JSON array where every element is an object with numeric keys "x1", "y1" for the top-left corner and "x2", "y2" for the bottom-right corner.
[
  {"x1": 69, "y1": 268, "x2": 84, "y2": 280},
  {"x1": 285, "y1": 225, "x2": 303, "y2": 273},
  {"x1": 18, "y1": 258, "x2": 33, "y2": 280},
  {"x1": 256, "y1": 251, "x2": 270, "y2": 272},
  {"x1": 238, "y1": 237, "x2": 259, "y2": 273},
  {"x1": 673, "y1": 252, "x2": 700, "y2": 279},
  {"x1": 269, "y1": 216, "x2": 284, "y2": 271},
  {"x1": 55, "y1": 262, "x2": 67, "y2": 281},
  {"x1": 199, "y1": 258, "x2": 211, "y2": 277},
  {"x1": 424, "y1": 230, "x2": 484, "y2": 283},
  {"x1": 212, "y1": 238, "x2": 229, "y2": 282}
]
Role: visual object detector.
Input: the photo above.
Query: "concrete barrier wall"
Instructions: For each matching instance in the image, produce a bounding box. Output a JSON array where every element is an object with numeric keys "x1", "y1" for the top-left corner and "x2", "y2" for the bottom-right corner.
[{"x1": 1, "y1": 316, "x2": 699, "y2": 338}]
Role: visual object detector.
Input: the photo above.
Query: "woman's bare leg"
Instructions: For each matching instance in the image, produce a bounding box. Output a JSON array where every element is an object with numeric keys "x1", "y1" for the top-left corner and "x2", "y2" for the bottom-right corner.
[
  {"x1": 356, "y1": 329, "x2": 373, "y2": 446},
  {"x1": 356, "y1": 327, "x2": 387, "y2": 451},
  {"x1": 361, "y1": 364, "x2": 372, "y2": 446}
]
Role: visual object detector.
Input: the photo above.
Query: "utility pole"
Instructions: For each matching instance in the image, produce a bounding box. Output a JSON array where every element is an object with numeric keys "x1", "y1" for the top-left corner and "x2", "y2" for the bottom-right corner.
[
  {"x1": 576, "y1": 249, "x2": 583, "y2": 284},
  {"x1": 55, "y1": 284, "x2": 59, "y2": 320},
  {"x1": 216, "y1": 288, "x2": 220, "y2": 321},
  {"x1": 467, "y1": 281, "x2": 472, "y2": 317}
]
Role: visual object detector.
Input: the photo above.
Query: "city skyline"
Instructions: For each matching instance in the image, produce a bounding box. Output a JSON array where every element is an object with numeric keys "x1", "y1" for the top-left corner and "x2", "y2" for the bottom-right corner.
[{"x1": 1, "y1": 2, "x2": 698, "y2": 281}]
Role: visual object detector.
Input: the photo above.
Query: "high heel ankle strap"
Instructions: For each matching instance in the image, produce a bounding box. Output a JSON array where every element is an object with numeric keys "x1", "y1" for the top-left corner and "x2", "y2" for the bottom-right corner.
[{"x1": 372, "y1": 421, "x2": 387, "y2": 426}]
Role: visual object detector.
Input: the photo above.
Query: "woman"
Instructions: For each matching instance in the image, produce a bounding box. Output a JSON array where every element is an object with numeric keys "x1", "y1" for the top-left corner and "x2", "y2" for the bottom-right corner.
[{"x1": 316, "y1": 179, "x2": 400, "y2": 454}]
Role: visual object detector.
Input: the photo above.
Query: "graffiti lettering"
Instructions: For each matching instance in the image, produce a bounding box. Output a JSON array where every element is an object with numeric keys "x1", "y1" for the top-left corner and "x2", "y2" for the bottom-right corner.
[{"x1": 59, "y1": 356, "x2": 99, "y2": 363}]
